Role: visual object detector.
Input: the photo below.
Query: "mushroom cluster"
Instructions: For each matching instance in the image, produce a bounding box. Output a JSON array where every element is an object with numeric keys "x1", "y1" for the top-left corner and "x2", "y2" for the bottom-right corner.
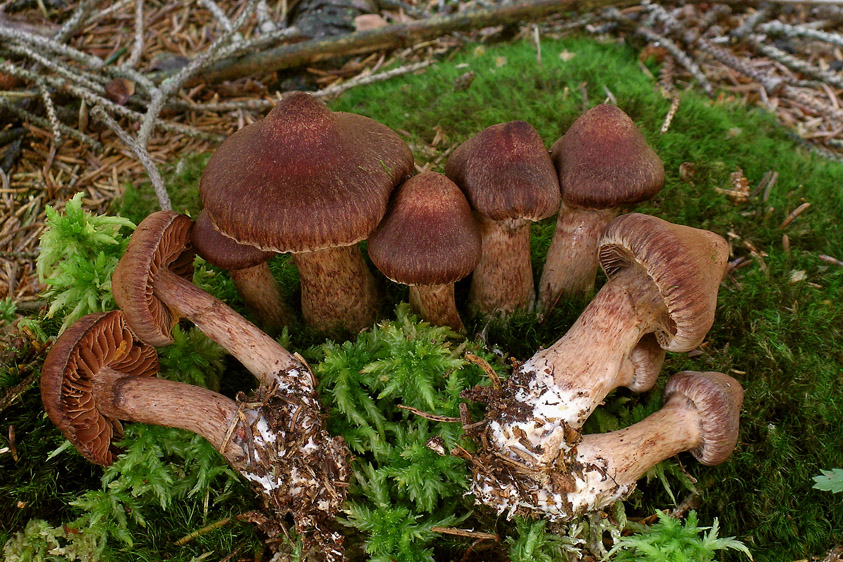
[{"x1": 41, "y1": 94, "x2": 742, "y2": 560}]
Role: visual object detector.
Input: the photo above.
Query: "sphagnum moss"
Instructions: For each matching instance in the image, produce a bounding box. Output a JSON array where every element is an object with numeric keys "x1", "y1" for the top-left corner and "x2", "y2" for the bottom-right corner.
[{"x1": 4, "y1": 36, "x2": 843, "y2": 561}]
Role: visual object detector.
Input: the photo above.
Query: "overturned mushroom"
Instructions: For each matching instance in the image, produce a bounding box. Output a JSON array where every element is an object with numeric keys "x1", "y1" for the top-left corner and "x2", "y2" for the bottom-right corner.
[
  {"x1": 472, "y1": 371, "x2": 743, "y2": 519},
  {"x1": 538, "y1": 105, "x2": 664, "y2": 317},
  {"x1": 192, "y1": 209, "x2": 292, "y2": 334},
  {"x1": 368, "y1": 172, "x2": 481, "y2": 332},
  {"x1": 467, "y1": 214, "x2": 729, "y2": 471},
  {"x1": 112, "y1": 211, "x2": 350, "y2": 558},
  {"x1": 200, "y1": 91, "x2": 414, "y2": 335},
  {"x1": 41, "y1": 310, "x2": 248, "y2": 467},
  {"x1": 445, "y1": 120, "x2": 560, "y2": 316}
]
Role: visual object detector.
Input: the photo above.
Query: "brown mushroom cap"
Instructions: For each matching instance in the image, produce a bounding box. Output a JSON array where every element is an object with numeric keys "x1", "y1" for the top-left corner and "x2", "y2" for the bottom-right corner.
[
  {"x1": 664, "y1": 371, "x2": 743, "y2": 465},
  {"x1": 368, "y1": 172, "x2": 481, "y2": 286},
  {"x1": 41, "y1": 311, "x2": 158, "y2": 465},
  {"x1": 551, "y1": 104, "x2": 664, "y2": 209},
  {"x1": 192, "y1": 210, "x2": 274, "y2": 271},
  {"x1": 445, "y1": 120, "x2": 560, "y2": 221},
  {"x1": 112, "y1": 211, "x2": 195, "y2": 346},
  {"x1": 598, "y1": 213, "x2": 729, "y2": 352},
  {"x1": 200, "y1": 91, "x2": 414, "y2": 253}
]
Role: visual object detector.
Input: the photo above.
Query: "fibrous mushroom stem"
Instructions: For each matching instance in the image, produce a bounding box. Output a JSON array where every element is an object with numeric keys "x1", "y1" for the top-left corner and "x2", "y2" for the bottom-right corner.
[
  {"x1": 230, "y1": 262, "x2": 293, "y2": 334},
  {"x1": 469, "y1": 216, "x2": 535, "y2": 317},
  {"x1": 487, "y1": 265, "x2": 667, "y2": 466},
  {"x1": 538, "y1": 205, "x2": 618, "y2": 316},
  {"x1": 571, "y1": 399, "x2": 701, "y2": 508},
  {"x1": 152, "y1": 267, "x2": 300, "y2": 386},
  {"x1": 409, "y1": 283, "x2": 464, "y2": 332},
  {"x1": 292, "y1": 244, "x2": 379, "y2": 335},
  {"x1": 92, "y1": 367, "x2": 248, "y2": 468}
]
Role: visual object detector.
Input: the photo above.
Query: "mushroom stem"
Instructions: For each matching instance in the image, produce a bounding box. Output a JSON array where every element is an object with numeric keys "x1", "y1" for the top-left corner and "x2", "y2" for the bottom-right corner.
[
  {"x1": 409, "y1": 284, "x2": 464, "y2": 332},
  {"x1": 537, "y1": 205, "x2": 618, "y2": 317},
  {"x1": 486, "y1": 265, "x2": 665, "y2": 465},
  {"x1": 573, "y1": 400, "x2": 700, "y2": 502},
  {"x1": 230, "y1": 262, "x2": 293, "y2": 334},
  {"x1": 92, "y1": 367, "x2": 248, "y2": 468},
  {"x1": 153, "y1": 267, "x2": 300, "y2": 386},
  {"x1": 469, "y1": 216, "x2": 535, "y2": 316},
  {"x1": 292, "y1": 244, "x2": 379, "y2": 335}
]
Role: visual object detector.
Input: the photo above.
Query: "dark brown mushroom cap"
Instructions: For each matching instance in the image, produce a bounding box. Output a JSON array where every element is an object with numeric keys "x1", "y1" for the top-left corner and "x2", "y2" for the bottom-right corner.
[
  {"x1": 112, "y1": 211, "x2": 195, "y2": 347},
  {"x1": 551, "y1": 104, "x2": 664, "y2": 209},
  {"x1": 41, "y1": 311, "x2": 159, "y2": 466},
  {"x1": 598, "y1": 213, "x2": 729, "y2": 352},
  {"x1": 192, "y1": 210, "x2": 274, "y2": 271},
  {"x1": 368, "y1": 172, "x2": 481, "y2": 286},
  {"x1": 200, "y1": 91, "x2": 414, "y2": 253},
  {"x1": 664, "y1": 371, "x2": 743, "y2": 465},
  {"x1": 444, "y1": 120, "x2": 560, "y2": 221}
]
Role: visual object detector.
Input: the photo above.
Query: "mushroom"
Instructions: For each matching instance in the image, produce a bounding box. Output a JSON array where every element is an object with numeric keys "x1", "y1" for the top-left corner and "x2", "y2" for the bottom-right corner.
[
  {"x1": 472, "y1": 371, "x2": 743, "y2": 520},
  {"x1": 473, "y1": 214, "x2": 729, "y2": 469},
  {"x1": 112, "y1": 210, "x2": 298, "y2": 384},
  {"x1": 368, "y1": 172, "x2": 481, "y2": 332},
  {"x1": 199, "y1": 91, "x2": 414, "y2": 335},
  {"x1": 192, "y1": 209, "x2": 292, "y2": 334},
  {"x1": 42, "y1": 309, "x2": 351, "y2": 559},
  {"x1": 537, "y1": 104, "x2": 664, "y2": 317},
  {"x1": 40, "y1": 310, "x2": 248, "y2": 468},
  {"x1": 445, "y1": 120, "x2": 560, "y2": 317}
]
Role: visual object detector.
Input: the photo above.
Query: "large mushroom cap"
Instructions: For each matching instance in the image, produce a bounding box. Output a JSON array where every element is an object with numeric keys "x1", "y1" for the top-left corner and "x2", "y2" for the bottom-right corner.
[
  {"x1": 445, "y1": 120, "x2": 560, "y2": 221},
  {"x1": 369, "y1": 172, "x2": 481, "y2": 286},
  {"x1": 200, "y1": 91, "x2": 414, "y2": 253},
  {"x1": 598, "y1": 213, "x2": 729, "y2": 352},
  {"x1": 192, "y1": 209, "x2": 274, "y2": 271},
  {"x1": 112, "y1": 211, "x2": 195, "y2": 346},
  {"x1": 41, "y1": 311, "x2": 159, "y2": 465},
  {"x1": 664, "y1": 371, "x2": 743, "y2": 465},
  {"x1": 551, "y1": 104, "x2": 664, "y2": 209}
]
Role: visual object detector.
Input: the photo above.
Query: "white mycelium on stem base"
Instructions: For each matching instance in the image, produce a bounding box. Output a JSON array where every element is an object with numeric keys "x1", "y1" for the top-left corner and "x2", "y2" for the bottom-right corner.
[
  {"x1": 473, "y1": 371, "x2": 743, "y2": 519},
  {"x1": 112, "y1": 211, "x2": 350, "y2": 560},
  {"x1": 466, "y1": 214, "x2": 729, "y2": 518}
]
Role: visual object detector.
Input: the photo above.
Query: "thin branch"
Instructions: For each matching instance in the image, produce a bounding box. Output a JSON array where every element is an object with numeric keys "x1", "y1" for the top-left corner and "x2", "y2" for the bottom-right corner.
[
  {"x1": 38, "y1": 84, "x2": 61, "y2": 146},
  {"x1": 137, "y1": 0, "x2": 260, "y2": 146},
  {"x1": 54, "y1": 0, "x2": 98, "y2": 43},
  {"x1": 0, "y1": 97, "x2": 101, "y2": 150},
  {"x1": 124, "y1": 0, "x2": 145, "y2": 69},
  {"x1": 91, "y1": 106, "x2": 171, "y2": 210},
  {"x1": 751, "y1": 36, "x2": 843, "y2": 89},
  {"x1": 315, "y1": 60, "x2": 435, "y2": 98}
]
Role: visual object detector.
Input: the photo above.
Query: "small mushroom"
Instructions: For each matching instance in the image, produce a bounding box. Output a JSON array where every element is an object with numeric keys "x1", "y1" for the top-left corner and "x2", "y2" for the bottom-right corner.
[
  {"x1": 112, "y1": 210, "x2": 298, "y2": 385},
  {"x1": 445, "y1": 120, "x2": 560, "y2": 317},
  {"x1": 200, "y1": 91, "x2": 414, "y2": 335},
  {"x1": 479, "y1": 214, "x2": 729, "y2": 467},
  {"x1": 192, "y1": 210, "x2": 292, "y2": 333},
  {"x1": 41, "y1": 311, "x2": 247, "y2": 467},
  {"x1": 566, "y1": 371, "x2": 743, "y2": 515},
  {"x1": 472, "y1": 371, "x2": 743, "y2": 520},
  {"x1": 368, "y1": 172, "x2": 481, "y2": 332},
  {"x1": 538, "y1": 105, "x2": 664, "y2": 317}
]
